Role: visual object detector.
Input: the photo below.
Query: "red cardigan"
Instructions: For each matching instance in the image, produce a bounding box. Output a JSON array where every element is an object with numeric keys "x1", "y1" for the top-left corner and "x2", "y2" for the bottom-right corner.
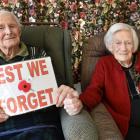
[{"x1": 80, "y1": 52, "x2": 140, "y2": 137}]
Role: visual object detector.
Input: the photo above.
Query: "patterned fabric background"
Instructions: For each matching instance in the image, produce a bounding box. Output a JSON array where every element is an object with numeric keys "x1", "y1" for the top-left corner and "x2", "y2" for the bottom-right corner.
[{"x1": 0, "y1": 0, "x2": 140, "y2": 83}]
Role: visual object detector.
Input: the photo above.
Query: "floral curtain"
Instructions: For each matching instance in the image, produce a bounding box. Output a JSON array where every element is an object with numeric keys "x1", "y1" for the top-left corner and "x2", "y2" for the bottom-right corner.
[{"x1": 0, "y1": 0, "x2": 140, "y2": 83}]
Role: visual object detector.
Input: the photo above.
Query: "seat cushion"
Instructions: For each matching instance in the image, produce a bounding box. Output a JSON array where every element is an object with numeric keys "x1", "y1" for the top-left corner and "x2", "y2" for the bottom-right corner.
[{"x1": 91, "y1": 103, "x2": 123, "y2": 140}]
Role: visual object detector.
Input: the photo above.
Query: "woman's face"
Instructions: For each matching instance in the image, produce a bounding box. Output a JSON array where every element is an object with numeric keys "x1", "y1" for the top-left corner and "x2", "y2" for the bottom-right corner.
[
  {"x1": 111, "y1": 30, "x2": 134, "y2": 65},
  {"x1": 0, "y1": 13, "x2": 20, "y2": 51}
]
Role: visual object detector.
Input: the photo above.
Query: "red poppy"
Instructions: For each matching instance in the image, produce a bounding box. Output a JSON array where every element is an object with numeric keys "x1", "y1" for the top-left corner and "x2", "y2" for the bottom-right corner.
[{"x1": 18, "y1": 80, "x2": 31, "y2": 93}]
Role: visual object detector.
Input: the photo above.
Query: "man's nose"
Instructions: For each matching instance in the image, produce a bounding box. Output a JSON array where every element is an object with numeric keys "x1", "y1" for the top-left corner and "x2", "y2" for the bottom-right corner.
[{"x1": 5, "y1": 26, "x2": 11, "y2": 35}]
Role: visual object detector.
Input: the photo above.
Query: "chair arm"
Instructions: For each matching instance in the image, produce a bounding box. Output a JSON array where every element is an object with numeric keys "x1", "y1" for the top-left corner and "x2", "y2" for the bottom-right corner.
[
  {"x1": 91, "y1": 103, "x2": 124, "y2": 140},
  {"x1": 60, "y1": 108, "x2": 98, "y2": 140}
]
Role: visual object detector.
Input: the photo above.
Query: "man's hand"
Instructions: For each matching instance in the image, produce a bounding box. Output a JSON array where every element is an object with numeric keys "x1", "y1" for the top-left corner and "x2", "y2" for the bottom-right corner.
[
  {"x1": 0, "y1": 107, "x2": 9, "y2": 123},
  {"x1": 56, "y1": 85, "x2": 83, "y2": 115},
  {"x1": 56, "y1": 85, "x2": 77, "y2": 107}
]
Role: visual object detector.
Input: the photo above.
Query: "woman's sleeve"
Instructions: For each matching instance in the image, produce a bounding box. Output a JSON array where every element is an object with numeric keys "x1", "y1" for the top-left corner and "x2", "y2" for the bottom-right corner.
[{"x1": 80, "y1": 58, "x2": 105, "y2": 111}]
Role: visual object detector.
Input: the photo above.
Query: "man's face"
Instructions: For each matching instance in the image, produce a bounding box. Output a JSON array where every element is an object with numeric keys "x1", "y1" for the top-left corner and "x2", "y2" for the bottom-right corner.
[
  {"x1": 111, "y1": 30, "x2": 134, "y2": 65},
  {"x1": 0, "y1": 13, "x2": 20, "y2": 50}
]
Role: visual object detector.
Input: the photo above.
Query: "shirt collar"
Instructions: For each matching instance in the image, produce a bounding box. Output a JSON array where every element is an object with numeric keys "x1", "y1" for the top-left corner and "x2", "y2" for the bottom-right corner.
[{"x1": 0, "y1": 42, "x2": 29, "y2": 59}]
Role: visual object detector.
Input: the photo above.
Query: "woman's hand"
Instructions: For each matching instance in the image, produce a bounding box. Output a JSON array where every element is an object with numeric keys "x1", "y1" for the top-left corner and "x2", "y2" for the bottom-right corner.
[
  {"x1": 0, "y1": 107, "x2": 9, "y2": 123},
  {"x1": 64, "y1": 94, "x2": 83, "y2": 116}
]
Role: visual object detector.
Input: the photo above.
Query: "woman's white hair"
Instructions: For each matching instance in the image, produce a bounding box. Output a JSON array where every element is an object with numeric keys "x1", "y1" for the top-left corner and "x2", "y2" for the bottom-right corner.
[
  {"x1": 0, "y1": 10, "x2": 22, "y2": 31},
  {"x1": 104, "y1": 23, "x2": 139, "y2": 53}
]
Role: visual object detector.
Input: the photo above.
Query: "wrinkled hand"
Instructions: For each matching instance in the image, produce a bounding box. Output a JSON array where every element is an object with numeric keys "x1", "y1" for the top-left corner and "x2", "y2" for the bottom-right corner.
[
  {"x1": 64, "y1": 94, "x2": 83, "y2": 116},
  {"x1": 55, "y1": 84, "x2": 83, "y2": 115},
  {"x1": 56, "y1": 85, "x2": 77, "y2": 107},
  {"x1": 0, "y1": 107, "x2": 9, "y2": 123}
]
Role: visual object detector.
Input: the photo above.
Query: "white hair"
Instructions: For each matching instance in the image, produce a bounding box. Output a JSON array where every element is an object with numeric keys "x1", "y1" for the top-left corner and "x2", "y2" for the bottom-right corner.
[
  {"x1": 0, "y1": 10, "x2": 22, "y2": 30},
  {"x1": 104, "y1": 23, "x2": 139, "y2": 53}
]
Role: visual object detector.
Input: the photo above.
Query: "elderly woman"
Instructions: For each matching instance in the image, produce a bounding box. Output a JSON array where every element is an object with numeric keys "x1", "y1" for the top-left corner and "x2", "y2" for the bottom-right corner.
[{"x1": 64, "y1": 23, "x2": 140, "y2": 140}]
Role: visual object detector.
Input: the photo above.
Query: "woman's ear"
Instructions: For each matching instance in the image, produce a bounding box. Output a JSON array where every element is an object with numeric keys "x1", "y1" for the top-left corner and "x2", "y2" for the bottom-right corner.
[{"x1": 107, "y1": 45, "x2": 113, "y2": 53}]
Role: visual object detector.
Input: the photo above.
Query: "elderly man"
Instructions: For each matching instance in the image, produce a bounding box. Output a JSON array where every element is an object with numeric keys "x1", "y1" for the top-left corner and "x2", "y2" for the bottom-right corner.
[
  {"x1": 0, "y1": 9, "x2": 99, "y2": 140},
  {"x1": 0, "y1": 10, "x2": 82, "y2": 140}
]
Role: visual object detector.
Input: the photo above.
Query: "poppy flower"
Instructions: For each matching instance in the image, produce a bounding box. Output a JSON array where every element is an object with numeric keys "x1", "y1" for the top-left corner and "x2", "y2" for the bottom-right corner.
[{"x1": 18, "y1": 80, "x2": 31, "y2": 93}]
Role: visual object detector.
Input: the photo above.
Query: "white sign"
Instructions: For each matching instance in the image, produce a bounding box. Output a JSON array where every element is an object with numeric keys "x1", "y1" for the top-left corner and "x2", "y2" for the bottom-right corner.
[{"x1": 0, "y1": 57, "x2": 58, "y2": 116}]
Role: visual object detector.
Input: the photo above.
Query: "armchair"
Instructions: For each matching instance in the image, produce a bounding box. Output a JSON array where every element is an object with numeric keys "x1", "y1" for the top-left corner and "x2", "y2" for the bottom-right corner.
[
  {"x1": 21, "y1": 25, "x2": 98, "y2": 140},
  {"x1": 21, "y1": 25, "x2": 73, "y2": 87},
  {"x1": 81, "y1": 29, "x2": 140, "y2": 139},
  {"x1": 81, "y1": 32, "x2": 124, "y2": 140}
]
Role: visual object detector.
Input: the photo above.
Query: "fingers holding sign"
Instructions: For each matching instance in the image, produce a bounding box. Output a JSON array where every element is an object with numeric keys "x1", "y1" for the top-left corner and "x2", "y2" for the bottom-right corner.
[
  {"x1": 56, "y1": 85, "x2": 83, "y2": 115},
  {"x1": 0, "y1": 107, "x2": 9, "y2": 123}
]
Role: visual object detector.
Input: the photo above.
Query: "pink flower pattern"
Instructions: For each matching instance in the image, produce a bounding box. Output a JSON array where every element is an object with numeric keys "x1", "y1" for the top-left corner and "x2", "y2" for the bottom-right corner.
[{"x1": 0, "y1": 0, "x2": 139, "y2": 83}]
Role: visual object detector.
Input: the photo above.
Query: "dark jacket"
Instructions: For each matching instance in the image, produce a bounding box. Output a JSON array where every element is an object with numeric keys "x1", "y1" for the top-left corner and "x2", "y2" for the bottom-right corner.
[{"x1": 0, "y1": 44, "x2": 62, "y2": 139}]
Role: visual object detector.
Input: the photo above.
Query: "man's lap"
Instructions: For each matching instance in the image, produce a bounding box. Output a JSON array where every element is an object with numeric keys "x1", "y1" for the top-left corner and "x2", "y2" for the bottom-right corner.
[{"x1": 0, "y1": 127, "x2": 64, "y2": 140}]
